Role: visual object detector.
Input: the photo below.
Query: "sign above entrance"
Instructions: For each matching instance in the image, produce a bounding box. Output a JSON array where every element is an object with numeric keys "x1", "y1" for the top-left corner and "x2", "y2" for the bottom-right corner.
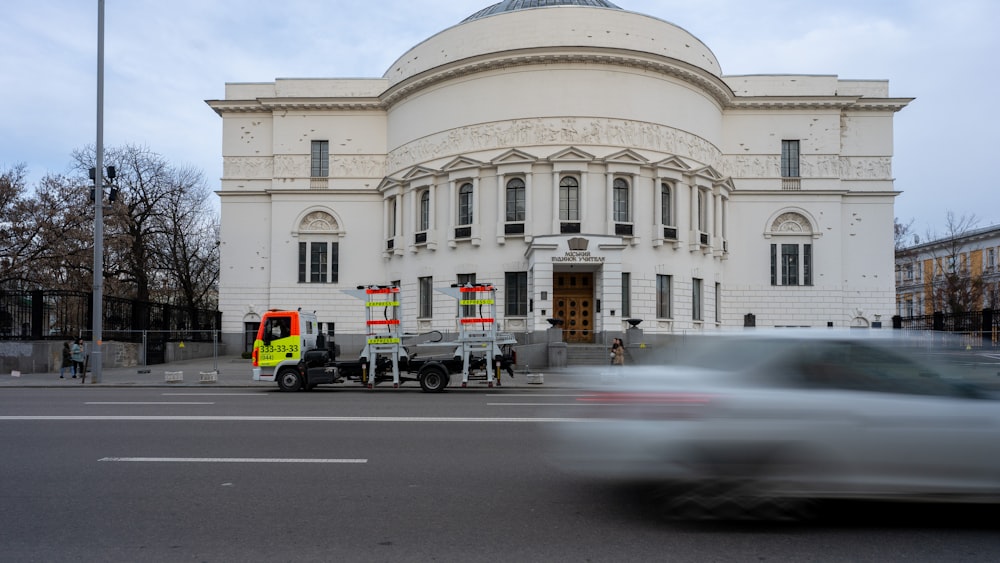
[{"x1": 554, "y1": 237, "x2": 605, "y2": 263}]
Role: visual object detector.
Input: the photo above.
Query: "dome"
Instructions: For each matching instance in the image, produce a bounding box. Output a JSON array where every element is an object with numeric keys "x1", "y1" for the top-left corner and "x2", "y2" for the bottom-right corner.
[
  {"x1": 384, "y1": 3, "x2": 723, "y2": 87},
  {"x1": 462, "y1": 0, "x2": 622, "y2": 23}
]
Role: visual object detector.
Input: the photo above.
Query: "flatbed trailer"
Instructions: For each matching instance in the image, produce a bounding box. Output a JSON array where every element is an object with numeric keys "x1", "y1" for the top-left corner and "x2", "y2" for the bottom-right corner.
[{"x1": 278, "y1": 346, "x2": 515, "y2": 392}]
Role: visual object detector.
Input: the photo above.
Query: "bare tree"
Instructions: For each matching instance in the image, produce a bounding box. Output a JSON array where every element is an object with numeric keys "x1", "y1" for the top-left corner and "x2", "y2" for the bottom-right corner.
[
  {"x1": 925, "y1": 212, "x2": 984, "y2": 315},
  {"x1": 894, "y1": 216, "x2": 915, "y2": 252},
  {"x1": 72, "y1": 144, "x2": 219, "y2": 308},
  {"x1": 0, "y1": 165, "x2": 92, "y2": 290}
]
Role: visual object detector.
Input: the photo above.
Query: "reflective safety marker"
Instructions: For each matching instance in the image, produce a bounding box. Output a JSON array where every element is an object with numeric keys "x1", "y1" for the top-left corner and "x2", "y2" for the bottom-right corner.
[{"x1": 460, "y1": 299, "x2": 494, "y2": 305}]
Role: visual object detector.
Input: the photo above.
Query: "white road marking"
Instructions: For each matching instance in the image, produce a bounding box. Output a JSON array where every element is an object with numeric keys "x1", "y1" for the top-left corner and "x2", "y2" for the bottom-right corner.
[
  {"x1": 162, "y1": 393, "x2": 267, "y2": 397},
  {"x1": 0, "y1": 415, "x2": 581, "y2": 422},
  {"x1": 99, "y1": 457, "x2": 367, "y2": 463},
  {"x1": 85, "y1": 402, "x2": 215, "y2": 405},
  {"x1": 487, "y1": 403, "x2": 587, "y2": 407},
  {"x1": 485, "y1": 394, "x2": 586, "y2": 397}
]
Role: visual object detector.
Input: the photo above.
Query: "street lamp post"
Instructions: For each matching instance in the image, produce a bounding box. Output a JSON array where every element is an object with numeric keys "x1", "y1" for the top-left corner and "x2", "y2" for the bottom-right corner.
[{"x1": 92, "y1": 0, "x2": 106, "y2": 383}]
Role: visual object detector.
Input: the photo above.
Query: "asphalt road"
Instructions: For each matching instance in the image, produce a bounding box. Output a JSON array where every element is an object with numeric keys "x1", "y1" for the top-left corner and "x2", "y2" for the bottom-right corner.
[{"x1": 1, "y1": 387, "x2": 998, "y2": 562}]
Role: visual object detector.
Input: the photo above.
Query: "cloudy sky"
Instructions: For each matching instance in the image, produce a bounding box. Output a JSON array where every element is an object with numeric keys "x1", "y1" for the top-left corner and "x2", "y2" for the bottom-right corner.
[{"x1": 2, "y1": 0, "x2": 996, "y2": 236}]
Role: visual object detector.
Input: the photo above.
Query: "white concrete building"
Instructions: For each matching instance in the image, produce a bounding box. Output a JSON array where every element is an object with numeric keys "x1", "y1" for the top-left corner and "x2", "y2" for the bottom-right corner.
[{"x1": 207, "y1": 0, "x2": 911, "y2": 355}]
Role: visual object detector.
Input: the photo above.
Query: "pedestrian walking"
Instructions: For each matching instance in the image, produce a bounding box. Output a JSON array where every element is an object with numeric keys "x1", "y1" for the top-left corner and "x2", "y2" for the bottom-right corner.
[
  {"x1": 610, "y1": 337, "x2": 625, "y2": 366},
  {"x1": 60, "y1": 341, "x2": 73, "y2": 378},
  {"x1": 71, "y1": 338, "x2": 85, "y2": 378}
]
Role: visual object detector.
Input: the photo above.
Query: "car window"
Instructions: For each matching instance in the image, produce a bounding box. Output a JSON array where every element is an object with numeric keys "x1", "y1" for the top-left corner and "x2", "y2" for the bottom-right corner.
[{"x1": 794, "y1": 341, "x2": 979, "y2": 399}]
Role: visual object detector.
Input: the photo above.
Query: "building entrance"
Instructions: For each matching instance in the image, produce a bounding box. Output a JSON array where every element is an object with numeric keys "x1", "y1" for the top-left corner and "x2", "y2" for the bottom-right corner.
[{"x1": 553, "y1": 272, "x2": 595, "y2": 343}]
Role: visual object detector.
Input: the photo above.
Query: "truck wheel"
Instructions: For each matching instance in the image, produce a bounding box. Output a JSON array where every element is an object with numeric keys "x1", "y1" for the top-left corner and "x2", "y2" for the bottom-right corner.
[
  {"x1": 419, "y1": 368, "x2": 449, "y2": 393},
  {"x1": 277, "y1": 368, "x2": 303, "y2": 392}
]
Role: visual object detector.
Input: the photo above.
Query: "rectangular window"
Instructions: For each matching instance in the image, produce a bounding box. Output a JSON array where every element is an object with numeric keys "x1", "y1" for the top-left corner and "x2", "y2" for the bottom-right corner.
[
  {"x1": 771, "y1": 243, "x2": 810, "y2": 287},
  {"x1": 505, "y1": 272, "x2": 528, "y2": 316},
  {"x1": 505, "y1": 179, "x2": 525, "y2": 222},
  {"x1": 298, "y1": 242, "x2": 307, "y2": 283},
  {"x1": 804, "y1": 244, "x2": 812, "y2": 286},
  {"x1": 781, "y1": 140, "x2": 800, "y2": 177},
  {"x1": 613, "y1": 179, "x2": 629, "y2": 222},
  {"x1": 693, "y1": 278, "x2": 703, "y2": 321},
  {"x1": 621, "y1": 272, "x2": 631, "y2": 318},
  {"x1": 311, "y1": 140, "x2": 329, "y2": 177},
  {"x1": 715, "y1": 282, "x2": 721, "y2": 323},
  {"x1": 419, "y1": 276, "x2": 433, "y2": 318},
  {"x1": 310, "y1": 242, "x2": 328, "y2": 283},
  {"x1": 458, "y1": 183, "x2": 474, "y2": 226},
  {"x1": 656, "y1": 274, "x2": 672, "y2": 319},
  {"x1": 781, "y1": 244, "x2": 799, "y2": 285},
  {"x1": 298, "y1": 241, "x2": 339, "y2": 284},
  {"x1": 457, "y1": 273, "x2": 476, "y2": 317},
  {"x1": 419, "y1": 191, "x2": 430, "y2": 231}
]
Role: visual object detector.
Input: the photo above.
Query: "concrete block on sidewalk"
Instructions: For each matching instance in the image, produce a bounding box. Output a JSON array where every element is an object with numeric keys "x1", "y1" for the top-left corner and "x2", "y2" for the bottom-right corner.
[
  {"x1": 199, "y1": 371, "x2": 218, "y2": 383},
  {"x1": 165, "y1": 371, "x2": 183, "y2": 383}
]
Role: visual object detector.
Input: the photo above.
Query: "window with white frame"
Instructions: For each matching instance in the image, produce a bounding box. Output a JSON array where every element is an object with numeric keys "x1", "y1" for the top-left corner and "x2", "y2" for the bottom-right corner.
[
  {"x1": 613, "y1": 178, "x2": 629, "y2": 222},
  {"x1": 692, "y1": 278, "x2": 703, "y2": 321},
  {"x1": 715, "y1": 282, "x2": 721, "y2": 323},
  {"x1": 419, "y1": 190, "x2": 430, "y2": 232},
  {"x1": 767, "y1": 212, "x2": 814, "y2": 287},
  {"x1": 419, "y1": 276, "x2": 433, "y2": 318},
  {"x1": 298, "y1": 241, "x2": 339, "y2": 284},
  {"x1": 296, "y1": 211, "x2": 339, "y2": 284},
  {"x1": 781, "y1": 140, "x2": 800, "y2": 178},
  {"x1": 621, "y1": 272, "x2": 631, "y2": 318},
  {"x1": 505, "y1": 178, "x2": 525, "y2": 222},
  {"x1": 697, "y1": 189, "x2": 708, "y2": 233},
  {"x1": 458, "y1": 182, "x2": 474, "y2": 226},
  {"x1": 310, "y1": 140, "x2": 329, "y2": 177},
  {"x1": 660, "y1": 183, "x2": 673, "y2": 226},
  {"x1": 770, "y1": 243, "x2": 812, "y2": 286},
  {"x1": 505, "y1": 272, "x2": 528, "y2": 316},
  {"x1": 457, "y1": 273, "x2": 476, "y2": 317},
  {"x1": 656, "y1": 274, "x2": 672, "y2": 319},
  {"x1": 559, "y1": 176, "x2": 579, "y2": 221}
]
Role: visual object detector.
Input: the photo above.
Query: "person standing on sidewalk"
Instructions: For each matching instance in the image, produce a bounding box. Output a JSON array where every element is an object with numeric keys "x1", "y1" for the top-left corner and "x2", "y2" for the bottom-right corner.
[
  {"x1": 60, "y1": 341, "x2": 73, "y2": 379},
  {"x1": 70, "y1": 339, "x2": 84, "y2": 378}
]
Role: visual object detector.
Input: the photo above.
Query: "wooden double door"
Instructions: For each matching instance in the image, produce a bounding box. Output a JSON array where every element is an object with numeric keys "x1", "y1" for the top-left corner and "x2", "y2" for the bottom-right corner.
[{"x1": 553, "y1": 272, "x2": 595, "y2": 343}]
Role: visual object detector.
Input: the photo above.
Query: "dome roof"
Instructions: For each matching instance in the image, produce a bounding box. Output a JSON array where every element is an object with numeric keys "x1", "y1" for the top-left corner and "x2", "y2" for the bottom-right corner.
[{"x1": 463, "y1": 0, "x2": 622, "y2": 23}]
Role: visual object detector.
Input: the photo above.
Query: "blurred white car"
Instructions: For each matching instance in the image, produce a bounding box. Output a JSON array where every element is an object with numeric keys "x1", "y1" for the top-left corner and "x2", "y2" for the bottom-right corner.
[{"x1": 546, "y1": 333, "x2": 1000, "y2": 515}]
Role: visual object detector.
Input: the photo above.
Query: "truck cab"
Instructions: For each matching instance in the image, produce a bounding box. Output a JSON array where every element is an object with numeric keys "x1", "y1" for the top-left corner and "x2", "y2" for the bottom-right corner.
[{"x1": 251, "y1": 310, "x2": 319, "y2": 382}]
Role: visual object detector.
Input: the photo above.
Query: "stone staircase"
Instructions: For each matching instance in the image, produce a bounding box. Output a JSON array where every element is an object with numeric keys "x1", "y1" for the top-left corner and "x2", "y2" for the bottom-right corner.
[{"x1": 565, "y1": 344, "x2": 615, "y2": 366}]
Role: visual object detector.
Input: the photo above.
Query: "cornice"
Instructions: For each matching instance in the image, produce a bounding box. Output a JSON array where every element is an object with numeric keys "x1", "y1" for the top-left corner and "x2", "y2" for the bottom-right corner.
[
  {"x1": 205, "y1": 98, "x2": 385, "y2": 115},
  {"x1": 729, "y1": 97, "x2": 912, "y2": 112},
  {"x1": 380, "y1": 47, "x2": 734, "y2": 108}
]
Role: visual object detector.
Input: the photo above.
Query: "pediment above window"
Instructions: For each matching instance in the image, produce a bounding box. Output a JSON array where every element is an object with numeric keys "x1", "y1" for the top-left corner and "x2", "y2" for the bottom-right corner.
[
  {"x1": 440, "y1": 156, "x2": 484, "y2": 172},
  {"x1": 547, "y1": 146, "x2": 595, "y2": 162},
  {"x1": 491, "y1": 148, "x2": 538, "y2": 165},
  {"x1": 602, "y1": 149, "x2": 649, "y2": 165}
]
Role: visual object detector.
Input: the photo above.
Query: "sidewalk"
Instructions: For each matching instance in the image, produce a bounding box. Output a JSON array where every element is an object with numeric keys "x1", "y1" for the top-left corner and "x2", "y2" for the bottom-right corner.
[{"x1": 0, "y1": 355, "x2": 576, "y2": 389}]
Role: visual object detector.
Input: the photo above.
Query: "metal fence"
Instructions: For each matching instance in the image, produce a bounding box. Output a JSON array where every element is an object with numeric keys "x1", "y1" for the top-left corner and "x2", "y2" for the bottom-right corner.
[
  {"x1": 893, "y1": 308, "x2": 998, "y2": 348},
  {"x1": 0, "y1": 289, "x2": 221, "y2": 344}
]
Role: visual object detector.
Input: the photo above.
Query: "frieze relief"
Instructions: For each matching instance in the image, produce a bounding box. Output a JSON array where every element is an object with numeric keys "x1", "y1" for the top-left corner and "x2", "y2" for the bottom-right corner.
[
  {"x1": 387, "y1": 118, "x2": 722, "y2": 174},
  {"x1": 274, "y1": 155, "x2": 309, "y2": 179},
  {"x1": 332, "y1": 155, "x2": 387, "y2": 178},
  {"x1": 223, "y1": 156, "x2": 273, "y2": 179},
  {"x1": 719, "y1": 155, "x2": 892, "y2": 180}
]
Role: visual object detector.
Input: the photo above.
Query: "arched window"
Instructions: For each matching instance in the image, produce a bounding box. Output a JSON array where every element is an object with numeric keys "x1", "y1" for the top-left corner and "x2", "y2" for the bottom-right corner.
[
  {"x1": 613, "y1": 178, "x2": 629, "y2": 222},
  {"x1": 767, "y1": 212, "x2": 814, "y2": 287},
  {"x1": 458, "y1": 182, "x2": 474, "y2": 226},
  {"x1": 559, "y1": 176, "x2": 579, "y2": 221},
  {"x1": 419, "y1": 190, "x2": 430, "y2": 231},
  {"x1": 296, "y1": 210, "x2": 340, "y2": 284},
  {"x1": 660, "y1": 182, "x2": 673, "y2": 225},
  {"x1": 506, "y1": 178, "x2": 525, "y2": 222}
]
